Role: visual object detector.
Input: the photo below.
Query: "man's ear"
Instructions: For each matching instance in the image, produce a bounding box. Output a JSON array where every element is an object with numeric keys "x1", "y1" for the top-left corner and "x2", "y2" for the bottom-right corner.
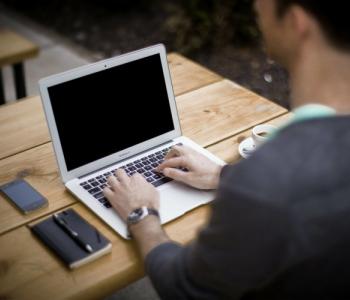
[{"x1": 287, "y1": 4, "x2": 313, "y2": 42}]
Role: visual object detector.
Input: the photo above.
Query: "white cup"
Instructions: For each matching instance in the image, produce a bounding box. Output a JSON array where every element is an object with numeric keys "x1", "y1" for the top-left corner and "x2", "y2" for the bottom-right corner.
[{"x1": 252, "y1": 124, "x2": 276, "y2": 148}]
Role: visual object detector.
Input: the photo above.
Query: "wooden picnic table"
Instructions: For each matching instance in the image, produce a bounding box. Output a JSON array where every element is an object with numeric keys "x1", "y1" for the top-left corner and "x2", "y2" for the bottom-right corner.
[{"x1": 0, "y1": 53, "x2": 291, "y2": 300}]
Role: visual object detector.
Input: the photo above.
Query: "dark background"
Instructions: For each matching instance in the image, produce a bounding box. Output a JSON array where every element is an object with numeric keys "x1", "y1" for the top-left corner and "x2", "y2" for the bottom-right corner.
[{"x1": 1, "y1": 0, "x2": 290, "y2": 108}]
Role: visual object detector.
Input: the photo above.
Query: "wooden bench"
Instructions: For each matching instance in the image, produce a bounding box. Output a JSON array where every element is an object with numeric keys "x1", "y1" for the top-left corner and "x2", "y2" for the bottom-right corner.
[{"x1": 0, "y1": 29, "x2": 39, "y2": 104}]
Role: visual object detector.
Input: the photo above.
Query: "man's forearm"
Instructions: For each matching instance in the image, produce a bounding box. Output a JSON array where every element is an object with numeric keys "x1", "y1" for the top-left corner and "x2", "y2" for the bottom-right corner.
[{"x1": 129, "y1": 216, "x2": 170, "y2": 259}]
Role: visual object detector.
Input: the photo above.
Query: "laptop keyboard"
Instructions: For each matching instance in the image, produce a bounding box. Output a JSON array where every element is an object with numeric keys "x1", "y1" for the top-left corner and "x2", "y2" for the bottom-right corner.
[{"x1": 79, "y1": 143, "x2": 182, "y2": 209}]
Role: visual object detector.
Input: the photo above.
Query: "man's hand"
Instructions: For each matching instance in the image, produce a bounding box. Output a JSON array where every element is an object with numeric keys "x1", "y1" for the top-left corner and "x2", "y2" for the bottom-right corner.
[
  {"x1": 103, "y1": 169, "x2": 169, "y2": 259},
  {"x1": 157, "y1": 145, "x2": 223, "y2": 190},
  {"x1": 103, "y1": 169, "x2": 160, "y2": 222}
]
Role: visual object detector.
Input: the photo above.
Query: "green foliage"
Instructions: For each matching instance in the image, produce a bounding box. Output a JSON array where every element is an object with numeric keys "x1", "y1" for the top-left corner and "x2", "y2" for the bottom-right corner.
[{"x1": 164, "y1": 0, "x2": 260, "y2": 54}]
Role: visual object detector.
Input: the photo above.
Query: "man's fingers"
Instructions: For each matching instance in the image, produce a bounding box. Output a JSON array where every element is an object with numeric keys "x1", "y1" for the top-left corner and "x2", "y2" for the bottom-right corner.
[
  {"x1": 162, "y1": 167, "x2": 189, "y2": 183},
  {"x1": 107, "y1": 175, "x2": 119, "y2": 189},
  {"x1": 115, "y1": 168, "x2": 130, "y2": 185},
  {"x1": 164, "y1": 145, "x2": 186, "y2": 159},
  {"x1": 164, "y1": 148, "x2": 179, "y2": 160},
  {"x1": 103, "y1": 186, "x2": 114, "y2": 199},
  {"x1": 157, "y1": 157, "x2": 187, "y2": 172}
]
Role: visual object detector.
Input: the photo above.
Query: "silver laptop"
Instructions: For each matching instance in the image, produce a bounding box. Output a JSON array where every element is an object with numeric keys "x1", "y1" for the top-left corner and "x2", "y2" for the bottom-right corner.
[{"x1": 39, "y1": 44, "x2": 225, "y2": 239}]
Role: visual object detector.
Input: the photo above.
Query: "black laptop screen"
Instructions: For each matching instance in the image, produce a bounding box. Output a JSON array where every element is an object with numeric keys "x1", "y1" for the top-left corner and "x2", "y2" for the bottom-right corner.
[{"x1": 48, "y1": 54, "x2": 175, "y2": 171}]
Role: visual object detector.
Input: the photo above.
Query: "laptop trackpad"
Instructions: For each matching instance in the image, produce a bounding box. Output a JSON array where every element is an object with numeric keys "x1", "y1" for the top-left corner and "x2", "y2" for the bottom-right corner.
[{"x1": 158, "y1": 181, "x2": 215, "y2": 224}]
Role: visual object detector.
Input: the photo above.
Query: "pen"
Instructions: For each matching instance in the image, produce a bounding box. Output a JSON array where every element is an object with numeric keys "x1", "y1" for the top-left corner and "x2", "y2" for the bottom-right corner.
[{"x1": 53, "y1": 213, "x2": 93, "y2": 253}]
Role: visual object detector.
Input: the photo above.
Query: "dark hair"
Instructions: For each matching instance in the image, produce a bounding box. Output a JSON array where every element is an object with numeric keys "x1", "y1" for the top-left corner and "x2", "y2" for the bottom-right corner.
[{"x1": 275, "y1": 0, "x2": 350, "y2": 51}]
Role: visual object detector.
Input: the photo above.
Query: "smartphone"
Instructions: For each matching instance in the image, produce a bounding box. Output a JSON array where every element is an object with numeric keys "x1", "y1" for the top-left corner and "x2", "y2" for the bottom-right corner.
[{"x1": 0, "y1": 179, "x2": 48, "y2": 214}]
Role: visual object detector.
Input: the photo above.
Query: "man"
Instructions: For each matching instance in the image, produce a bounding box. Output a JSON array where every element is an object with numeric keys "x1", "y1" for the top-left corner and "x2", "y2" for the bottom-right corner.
[{"x1": 104, "y1": 0, "x2": 350, "y2": 298}]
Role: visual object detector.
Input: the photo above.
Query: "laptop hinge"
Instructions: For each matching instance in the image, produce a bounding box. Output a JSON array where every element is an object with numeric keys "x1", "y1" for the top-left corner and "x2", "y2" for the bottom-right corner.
[{"x1": 78, "y1": 139, "x2": 175, "y2": 179}]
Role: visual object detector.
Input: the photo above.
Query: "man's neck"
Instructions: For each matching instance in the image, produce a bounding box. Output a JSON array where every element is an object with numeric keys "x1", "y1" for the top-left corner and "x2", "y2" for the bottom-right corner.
[{"x1": 288, "y1": 43, "x2": 350, "y2": 114}]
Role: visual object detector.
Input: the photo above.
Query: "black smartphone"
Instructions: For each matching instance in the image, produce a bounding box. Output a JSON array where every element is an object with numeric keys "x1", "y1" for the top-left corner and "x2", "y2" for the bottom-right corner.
[{"x1": 0, "y1": 179, "x2": 48, "y2": 214}]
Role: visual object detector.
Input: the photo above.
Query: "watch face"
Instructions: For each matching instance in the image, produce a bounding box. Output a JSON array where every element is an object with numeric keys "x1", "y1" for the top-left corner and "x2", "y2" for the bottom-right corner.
[{"x1": 128, "y1": 208, "x2": 143, "y2": 222}]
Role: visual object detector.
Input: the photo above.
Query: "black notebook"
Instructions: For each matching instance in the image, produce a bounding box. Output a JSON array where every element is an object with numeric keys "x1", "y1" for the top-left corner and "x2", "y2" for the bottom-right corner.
[{"x1": 31, "y1": 208, "x2": 112, "y2": 269}]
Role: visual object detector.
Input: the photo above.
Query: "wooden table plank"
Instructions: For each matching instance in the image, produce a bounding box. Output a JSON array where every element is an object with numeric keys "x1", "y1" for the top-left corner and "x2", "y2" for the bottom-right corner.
[
  {"x1": 178, "y1": 79, "x2": 287, "y2": 147},
  {"x1": 0, "y1": 29, "x2": 39, "y2": 66},
  {"x1": 0, "y1": 96, "x2": 49, "y2": 160},
  {"x1": 0, "y1": 143, "x2": 75, "y2": 235},
  {"x1": 167, "y1": 53, "x2": 222, "y2": 96},
  {"x1": 0, "y1": 54, "x2": 222, "y2": 160},
  {"x1": 0, "y1": 202, "x2": 210, "y2": 300},
  {"x1": 207, "y1": 113, "x2": 293, "y2": 164}
]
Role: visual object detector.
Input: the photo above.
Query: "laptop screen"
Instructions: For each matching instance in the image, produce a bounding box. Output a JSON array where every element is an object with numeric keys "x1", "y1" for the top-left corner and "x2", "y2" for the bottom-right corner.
[{"x1": 48, "y1": 54, "x2": 175, "y2": 171}]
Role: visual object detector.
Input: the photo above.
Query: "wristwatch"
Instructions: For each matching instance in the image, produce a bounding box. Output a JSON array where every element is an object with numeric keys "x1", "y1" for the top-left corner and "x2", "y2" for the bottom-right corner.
[{"x1": 127, "y1": 206, "x2": 159, "y2": 226}]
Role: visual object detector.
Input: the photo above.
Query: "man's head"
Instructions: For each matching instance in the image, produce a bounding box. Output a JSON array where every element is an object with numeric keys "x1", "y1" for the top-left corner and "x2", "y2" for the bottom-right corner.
[{"x1": 254, "y1": 0, "x2": 349, "y2": 68}]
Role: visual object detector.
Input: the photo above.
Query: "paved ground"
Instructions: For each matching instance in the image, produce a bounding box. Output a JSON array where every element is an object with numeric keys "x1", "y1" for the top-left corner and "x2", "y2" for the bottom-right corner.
[{"x1": 0, "y1": 6, "x2": 160, "y2": 300}]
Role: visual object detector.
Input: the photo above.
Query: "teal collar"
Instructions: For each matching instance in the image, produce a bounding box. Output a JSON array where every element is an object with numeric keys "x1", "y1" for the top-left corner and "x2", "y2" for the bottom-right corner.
[
  {"x1": 271, "y1": 104, "x2": 336, "y2": 138},
  {"x1": 291, "y1": 103, "x2": 336, "y2": 123}
]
